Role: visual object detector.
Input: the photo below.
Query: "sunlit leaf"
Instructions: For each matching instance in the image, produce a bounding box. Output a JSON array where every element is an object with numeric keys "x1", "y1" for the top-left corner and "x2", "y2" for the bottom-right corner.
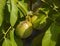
[
  {"x1": 10, "y1": 0, "x2": 18, "y2": 26},
  {"x1": 2, "y1": 38, "x2": 11, "y2": 46},
  {"x1": 42, "y1": 23, "x2": 60, "y2": 46},
  {"x1": 0, "y1": 0, "x2": 6, "y2": 26},
  {"x1": 10, "y1": 28, "x2": 17, "y2": 46},
  {"x1": 38, "y1": 8, "x2": 49, "y2": 15},
  {"x1": 17, "y1": 1, "x2": 28, "y2": 16}
]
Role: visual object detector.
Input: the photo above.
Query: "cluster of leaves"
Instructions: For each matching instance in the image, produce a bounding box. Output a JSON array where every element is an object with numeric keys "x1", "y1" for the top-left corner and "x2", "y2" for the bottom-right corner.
[{"x1": 0, "y1": 0, "x2": 60, "y2": 46}]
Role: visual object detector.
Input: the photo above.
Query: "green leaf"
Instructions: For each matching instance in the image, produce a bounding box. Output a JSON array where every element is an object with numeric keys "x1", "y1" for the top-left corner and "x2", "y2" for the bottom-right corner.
[
  {"x1": 53, "y1": 0, "x2": 60, "y2": 8},
  {"x1": 19, "y1": 10, "x2": 24, "y2": 18},
  {"x1": 7, "y1": 0, "x2": 10, "y2": 12},
  {"x1": 10, "y1": 28, "x2": 17, "y2": 46},
  {"x1": 56, "y1": 33, "x2": 60, "y2": 46},
  {"x1": 48, "y1": 10, "x2": 60, "y2": 21},
  {"x1": 41, "y1": 0, "x2": 60, "y2": 10},
  {"x1": 38, "y1": 7, "x2": 50, "y2": 15},
  {"x1": 2, "y1": 38, "x2": 11, "y2": 46},
  {"x1": 17, "y1": 1, "x2": 28, "y2": 16},
  {"x1": 41, "y1": 0, "x2": 53, "y2": 6},
  {"x1": 10, "y1": 0, "x2": 18, "y2": 26},
  {"x1": 37, "y1": 15, "x2": 48, "y2": 30},
  {"x1": 42, "y1": 23, "x2": 60, "y2": 46},
  {"x1": 32, "y1": 34, "x2": 43, "y2": 46},
  {"x1": 0, "y1": 0, "x2": 6, "y2": 26},
  {"x1": 38, "y1": 2, "x2": 50, "y2": 15},
  {"x1": 33, "y1": 13, "x2": 46, "y2": 28},
  {"x1": 15, "y1": 36, "x2": 23, "y2": 46}
]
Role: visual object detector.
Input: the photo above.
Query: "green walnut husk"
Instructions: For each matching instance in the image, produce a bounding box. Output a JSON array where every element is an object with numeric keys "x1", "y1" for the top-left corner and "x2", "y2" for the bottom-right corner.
[{"x1": 15, "y1": 21, "x2": 32, "y2": 38}]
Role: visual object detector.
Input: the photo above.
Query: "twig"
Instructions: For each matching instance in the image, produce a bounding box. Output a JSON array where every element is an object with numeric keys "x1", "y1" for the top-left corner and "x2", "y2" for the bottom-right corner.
[{"x1": 3, "y1": 26, "x2": 11, "y2": 38}]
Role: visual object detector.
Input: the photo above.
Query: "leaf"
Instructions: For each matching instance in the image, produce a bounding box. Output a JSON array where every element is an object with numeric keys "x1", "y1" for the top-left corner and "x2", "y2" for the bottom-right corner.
[
  {"x1": 41, "y1": 0, "x2": 60, "y2": 10},
  {"x1": 10, "y1": 0, "x2": 18, "y2": 26},
  {"x1": 2, "y1": 38, "x2": 11, "y2": 46},
  {"x1": 42, "y1": 23, "x2": 60, "y2": 46},
  {"x1": 55, "y1": 33, "x2": 60, "y2": 46},
  {"x1": 33, "y1": 13, "x2": 46, "y2": 28},
  {"x1": 19, "y1": 10, "x2": 24, "y2": 18},
  {"x1": 17, "y1": 1, "x2": 28, "y2": 16},
  {"x1": 53, "y1": 0, "x2": 60, "y2": 8},
  {"x1": 37, "y1": 15, "x2": 48, "y2": 29},
  {"x1": 20, "y1": 0, "x2": 24, "y2": 2},
  {"x1": 38, "y1": 2, "x2": 50, "y2": 15},
  {"x1": 15, "y1": 36, "x2": 23, "y2": 46},
  {"x1": 38, "y1": 8, "x2": 50, "y2": 15},
  {"x1": 32, "y1": 33, "x2": 43, "y2": 46},
  {"x1": 10, "y1": 28, "x2": 17, "y2": 46},
  {"x1": 0, "y1": 0, "x2": 6, "y2": 26},
  {"x1": 41, "y1": 0, "x2": 53, "y2": 6},
  {"x1": 48, "y1": 9, "x2": 60, "y2": 21},
  {"x1": 7, "y1": 0, "x2": 10, "y2": 12}
]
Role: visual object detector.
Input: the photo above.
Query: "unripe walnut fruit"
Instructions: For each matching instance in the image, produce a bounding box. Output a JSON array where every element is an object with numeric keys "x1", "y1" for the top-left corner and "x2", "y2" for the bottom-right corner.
[{"x1": 15, "y1": 21, "x2": 32, "y2": 38}]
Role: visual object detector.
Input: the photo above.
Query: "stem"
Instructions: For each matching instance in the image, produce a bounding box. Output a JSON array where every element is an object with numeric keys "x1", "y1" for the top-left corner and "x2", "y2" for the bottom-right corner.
[
  {"x1": 5, "y1": 26, "x2": 11, "y2": 34},
  {"x1": 4, "y1": 26, "x2": 11, "y2": 38}
]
